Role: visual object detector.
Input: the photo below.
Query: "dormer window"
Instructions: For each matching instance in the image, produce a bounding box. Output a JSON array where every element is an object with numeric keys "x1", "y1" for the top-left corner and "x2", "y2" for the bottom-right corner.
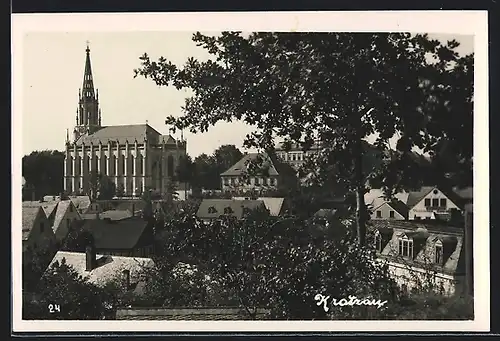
[
  {"x1": 208, "y1": 206, "x2": 217, "y2": 214},
  {"x1": 435, "y1": 240, "x2": 444, "y2": 264},
  {"x1": 224, "y1": 206, "x2": 234, "y2": 214},
  {"x1": 398, "y1": 235, "x2": 414, "y2": 258}
]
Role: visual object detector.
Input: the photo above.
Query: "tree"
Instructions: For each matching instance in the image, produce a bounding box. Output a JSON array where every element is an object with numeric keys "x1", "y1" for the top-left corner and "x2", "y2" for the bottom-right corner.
[
  {"x1": 213, "y1": 144, "x2": 244, "y2": 174},
  {"x1": 135, "y1": 32, "x2": 472, "y2": 246},
  {"x1": 22, "y1": 150, "x2": 65, "y2": 199},
  {"x1": 175, "y1": 154, "x2": 195, "y2": 199},
  {"x1": 116, "y1": 183, "x2": 125, "y2": 197},
  {"x1": 23, "y1": 258, "x2": 113, "y2": 320},
  {"x1": 88, "y1": 170, "x2": 116, "y2": 200}
]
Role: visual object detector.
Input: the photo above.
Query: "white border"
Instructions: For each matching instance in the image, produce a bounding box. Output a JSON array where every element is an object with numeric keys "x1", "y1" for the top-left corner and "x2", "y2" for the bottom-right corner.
[{"x1": 12, "y1": 11, "x2": 489, "y2": 332}]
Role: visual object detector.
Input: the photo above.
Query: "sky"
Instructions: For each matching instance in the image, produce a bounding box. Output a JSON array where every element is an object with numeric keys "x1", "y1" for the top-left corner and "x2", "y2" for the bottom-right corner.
[{"x1": 21, "y1": 32, "x2": 474, "y2": 158}]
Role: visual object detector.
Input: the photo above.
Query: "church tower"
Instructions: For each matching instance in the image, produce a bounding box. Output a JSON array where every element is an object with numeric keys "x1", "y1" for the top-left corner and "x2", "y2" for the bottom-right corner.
[{"x1": 73, "y1": 42, "x2": 101, "y2": 142}]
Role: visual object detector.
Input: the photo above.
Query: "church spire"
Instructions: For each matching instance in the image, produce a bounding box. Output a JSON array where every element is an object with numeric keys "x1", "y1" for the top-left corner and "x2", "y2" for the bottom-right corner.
[
  {"x1": 82, "y1": 41, "x2": 95, "y2": 100},
  {"x1": 73, "y1": 42, "x2": 101, "y2": 142}
]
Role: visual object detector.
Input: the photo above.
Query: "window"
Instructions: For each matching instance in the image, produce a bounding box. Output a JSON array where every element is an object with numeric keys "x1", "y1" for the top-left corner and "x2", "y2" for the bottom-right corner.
[
  {"x1": 376, "y1": 210, "x2": 382, "y2": 218},
  {"x1": 208, "y1": 206, "x2": 217, "y2": 214},
  {"x1": 255, "y1": 177, "x2": 260, "y2": 186},
  {"x1": 263, "y1": 177, "x2": 268, "y2": 186},
  {"x1": 224, "y1": 207, "x2": 234, "y2": 214},
  {"x1": 435, "y1": 242, "x2": 443, "y2": 264},
  {"x1": 40, "y1": 222, "x2": 44, "y2": 233},
  {"x1": 414, "y1": 216, "x2": 421, "y2": 220},
  {"x1": 398, "y1": 236, "x2": 413, "y2": 258},
  {"x1": 270, "y1": 178, "x2": 276, "y2": 186},
  {"x1": 424, "y1": 198, "x2": 431, "y2": 207},
  {"x1": 440, "y1": 198, "x2": 447, "y2": 208},
  {"x1": 130, "y1": 157, "x2": 135, "y2": 175},
  {"x1": 389, "y1": 211, "x2": 395, "y2": 218},
  {"x1": 121, "y1": 155, "x2": 125, "y2": 175},
  {"x1": 224, "y1": 178, "x2": 229, "y2": 186},
  {"x1": 86, "y1": 156, "x2": 90, "y2": 174},
  {"x1": 139, "y1": 156, "x2": 144, "y2": 175},
  {"x1": 104, "y1": 155, "x2": 108, "y2": 174},
  {"x1": 432, "y1": 198, "x2": 439, "y2": 207}
]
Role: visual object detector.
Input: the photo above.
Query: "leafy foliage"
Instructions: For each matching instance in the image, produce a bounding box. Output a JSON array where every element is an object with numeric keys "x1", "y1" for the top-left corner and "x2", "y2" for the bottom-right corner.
[
  {"x1": 22, "y1": 150, "x2": 65, "y2": 200},
  {"x1": 23, "y1": 259, "x2": 113, "y2": 320},
  {"x1": 88, "y1": 170, "x2": 116, "y2": 200},
  {"x1": 134, "y1": 32, "x2": 472, "y2": 245}
]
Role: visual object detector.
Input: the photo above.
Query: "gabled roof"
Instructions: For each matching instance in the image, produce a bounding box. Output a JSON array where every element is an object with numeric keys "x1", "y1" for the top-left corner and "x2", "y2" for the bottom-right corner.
[
  {"x1": 46, "y1": 251, "x2": 155, "y2": 287},
  {"x1": 22, "y1": 206, "x2": 43, "y2": 241},
  {"x1": 82, "y1": 217, "x2": 150, "y2": 250},
  {"x1": 52, "y1": 201, "x2": 74, "y2": 233},
  {"x1": 373, "y1": 200, "x2": 409, "y2": 218},
  {"x1": 406, "y1": 186, "x2": 436, "y2": 208},
  {"x1": 221, "y1": 153, "x2": 279, "y2": 177},
  {"x1": 22, "y1": 201, "x2": 58, "y2": 218},
  {"x1": 196, "y1": 199, "x2": 267, "y2": 220},
  {"x1": 75, "y1": 124, "x2": 162, "y2": 145},
  {"x1": 233, "y1": 197, "x2": 286, "y2": 216},
  {"x1": 69, "y1": 196, "x2": 92, "y2": 212}
]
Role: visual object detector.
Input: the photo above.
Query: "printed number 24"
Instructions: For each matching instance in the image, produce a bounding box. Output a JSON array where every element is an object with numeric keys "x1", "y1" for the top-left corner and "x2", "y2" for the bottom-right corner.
[{"x1": 48, "y1": 304, "x2": 60, "y2": 313}]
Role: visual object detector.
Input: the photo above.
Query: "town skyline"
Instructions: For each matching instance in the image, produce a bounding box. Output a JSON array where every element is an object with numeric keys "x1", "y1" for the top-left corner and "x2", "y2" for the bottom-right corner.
[{"x1": 20, "y1": 31, "x2": 473, "y2": 158}]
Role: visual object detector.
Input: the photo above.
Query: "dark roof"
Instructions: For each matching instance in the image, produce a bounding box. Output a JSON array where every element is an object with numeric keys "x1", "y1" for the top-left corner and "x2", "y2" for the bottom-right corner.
[
  {"x1": 385, "y1": 200, "x2": 409, "y2": 218},
  {"x1": 96, "y1": 199, "x2": 147, "y2": 213},
  {"x1": 370, "y1": 219, "x2": 463, "y2": 236},
  {"x1": 75, "y1": 124, "x2": 176, "y2": 145},
  {"x1": 406, "y1": 186, "x2": 435, "y2": 208},
  {"x1": 196, "y1": 199, "x2": 267, "y2": 220},
  {"x1": 99, "y1": 210, "x2": 134, "y2": 221},
  {"x1": 82, "y1": 217, "x2": 149, "y2": 249},
  {"x1": 221, "y1": 153, "x2": 279, "y2": 177},
  {"x1": 115, "y1": 307, "x2": 270, "y2": 320}
]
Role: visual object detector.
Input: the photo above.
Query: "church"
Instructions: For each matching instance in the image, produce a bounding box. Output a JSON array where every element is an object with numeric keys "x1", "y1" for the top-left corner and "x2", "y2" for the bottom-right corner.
[{"x1": 64, "y1": 44, "x2": 187, "y2": 197}]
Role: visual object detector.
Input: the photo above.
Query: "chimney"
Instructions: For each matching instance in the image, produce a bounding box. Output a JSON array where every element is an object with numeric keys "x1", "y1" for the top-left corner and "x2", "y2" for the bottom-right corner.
[
  {"x1": 464, "y1": 204, "x2": 473, "y2": 296},
  {"x1": 122, "y1": 269, "x2": 130, "y2": 290},
  {"x1": 85, "y1": 242, "x2": 96, "y2": 271}
]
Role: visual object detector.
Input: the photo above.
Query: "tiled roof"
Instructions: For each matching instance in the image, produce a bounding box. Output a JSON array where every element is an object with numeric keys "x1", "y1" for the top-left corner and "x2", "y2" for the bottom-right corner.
[
  {"x1": 364, "y1": 189, "x2": 409, "y2": 209},
  {"x1": 221, "y1": 153, "x2": 279, "y2": 177},
  {"x1": 99, "y1": 210, "x2": 134, "y2": 221},
  {"x1": 22, "y1": 201, "x2": 58, "y2": 218},
  {"x1": 115, "y1": 307, "x2": 270, "y2": 320},
  {"x1": 232, "y1": 197, "x2": 285, "y2": 216},
  {"x1": 406, "y1": 186, "x2": 436, "y2": 208},
  {"x1": 379, "y1": 200, "x2": 409, "y2": 218},
  {"x1": 47, "y1": 251, "x2": 155, "y2": 287},
  {"x1": 370, "y1": 220, "x2": 464, "y2": 275},
  {"x1": 196, "y1": 199, "x2": 267, "y2": 220},
  {"x1": 75, "y1": 124, "x2": 163, "y2": 145},
  {"x1": 82, "y1": 217, "x2": 150, "y2": 250},
  {"x1": 52, "y1": 201, "x2": 73, "y2": 233},
  {"x1": 69, "y1": 196, "x2": 92, "y2": 212},
  {"x1": 22, "y1": 206, "x2": 42, "y2": 241}
]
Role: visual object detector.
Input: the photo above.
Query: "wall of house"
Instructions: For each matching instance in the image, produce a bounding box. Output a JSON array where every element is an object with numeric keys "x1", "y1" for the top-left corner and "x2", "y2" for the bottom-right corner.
[
  {"x1": 221, "y1": 175, "x2": 279, "y2": 192},
  {"x1": 409, "y1": 188, "x2": 460, "y2": 220},
  {"x1": 23, "y1": 211, "x2": 57, "y2": 263},
  {"x1": 54, "y1": 202, "x2": 82, "y2": 243},
  {"x1": 371, "y1": 203, "x2": 405, "y2": 220},
  {"x1": 385, "y1": 260, "x2": 460, "y2": 297}
]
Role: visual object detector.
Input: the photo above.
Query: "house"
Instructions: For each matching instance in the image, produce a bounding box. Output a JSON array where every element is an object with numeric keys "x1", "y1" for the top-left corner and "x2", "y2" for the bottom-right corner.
[
  {"x1": 232, "y1": 197, "x2": 288, "y2": 216},
  {"x1": 406, "y1": 186, "x2": 463, "y2": 220},
  {"x1": 46, "y1": 245, "x2": 155, "y2": 295},
  {"x1": 365, "y1": 186, "x2": 465, "y2": 221},
  {"x1": 23, "y1": 199, "x2": 82, "y2": 243},
  {"x1": 81, "y1": 216, "x2": 154, "y2": 257},
  {"x1": 96, "y1": 199, "x2": 146, "y2": 215},
  {"x1": 275, "y1": 141, "x2": 321, "y2": 170},
  {"x1": 370, "y1": 220, "x2": 467, "y2": 296},
  {"x1": 220, "y1": 153, "x2": 297, "y2": 193},
  {"x1": 115, "y1": 307, "x2": 270, "y2": 320},
  {"x1": 196, "y1": 199, "x2": 269, "y2": 222},
  {"x1": 22, "y1": 206, "x2": 57, "y2": 260}
]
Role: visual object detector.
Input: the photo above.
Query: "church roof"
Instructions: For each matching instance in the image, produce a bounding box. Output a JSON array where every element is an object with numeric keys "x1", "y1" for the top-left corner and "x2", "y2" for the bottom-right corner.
[{"x1": 75, "y1": 124, "x2": 164, "y2": 145}]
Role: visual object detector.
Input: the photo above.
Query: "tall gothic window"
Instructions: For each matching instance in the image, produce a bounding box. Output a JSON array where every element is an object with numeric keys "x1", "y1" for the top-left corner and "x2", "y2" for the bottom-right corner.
[
  {"x1": 104, "y1": 155, "x2": 108, "y2": 175},
  {"x1": 130, "y1": 156, "x2": 135, "y2": 175},
  {"x1": 86, "y1": 155, "x2": 90, "y2": 174},
  {"x1": 138, "y1": 155, "x2": 143, "y2": 175},
  {"x1": 167, "y1": 155, "x2": 174, "y2": 178},
  {"x1": 121, "y1": 155, "x2": 125, "y2": 175},
  {"x1": 69, "y1": 157, "x2": 74, "y2": 174}
]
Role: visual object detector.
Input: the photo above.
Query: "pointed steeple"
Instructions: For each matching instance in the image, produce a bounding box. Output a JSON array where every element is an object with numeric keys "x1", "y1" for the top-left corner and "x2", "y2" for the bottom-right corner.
[
  {"x1": 82, "y1": 42, "x2": 95, "y2": 100},
  {"x1": 73, "y1": 42, "x2": 102, "y2": 142}
]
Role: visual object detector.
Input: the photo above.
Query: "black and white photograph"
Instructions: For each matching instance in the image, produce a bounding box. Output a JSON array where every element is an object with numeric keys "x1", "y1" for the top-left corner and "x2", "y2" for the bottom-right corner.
[{"x1": 12, "y1": 11, "x2": 489, "y2": 333}]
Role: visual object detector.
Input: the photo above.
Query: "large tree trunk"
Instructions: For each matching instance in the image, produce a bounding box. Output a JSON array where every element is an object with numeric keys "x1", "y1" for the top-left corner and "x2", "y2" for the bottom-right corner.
[{"x1": 354, "y1": 138, "x2": 367, "y2": 246}]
